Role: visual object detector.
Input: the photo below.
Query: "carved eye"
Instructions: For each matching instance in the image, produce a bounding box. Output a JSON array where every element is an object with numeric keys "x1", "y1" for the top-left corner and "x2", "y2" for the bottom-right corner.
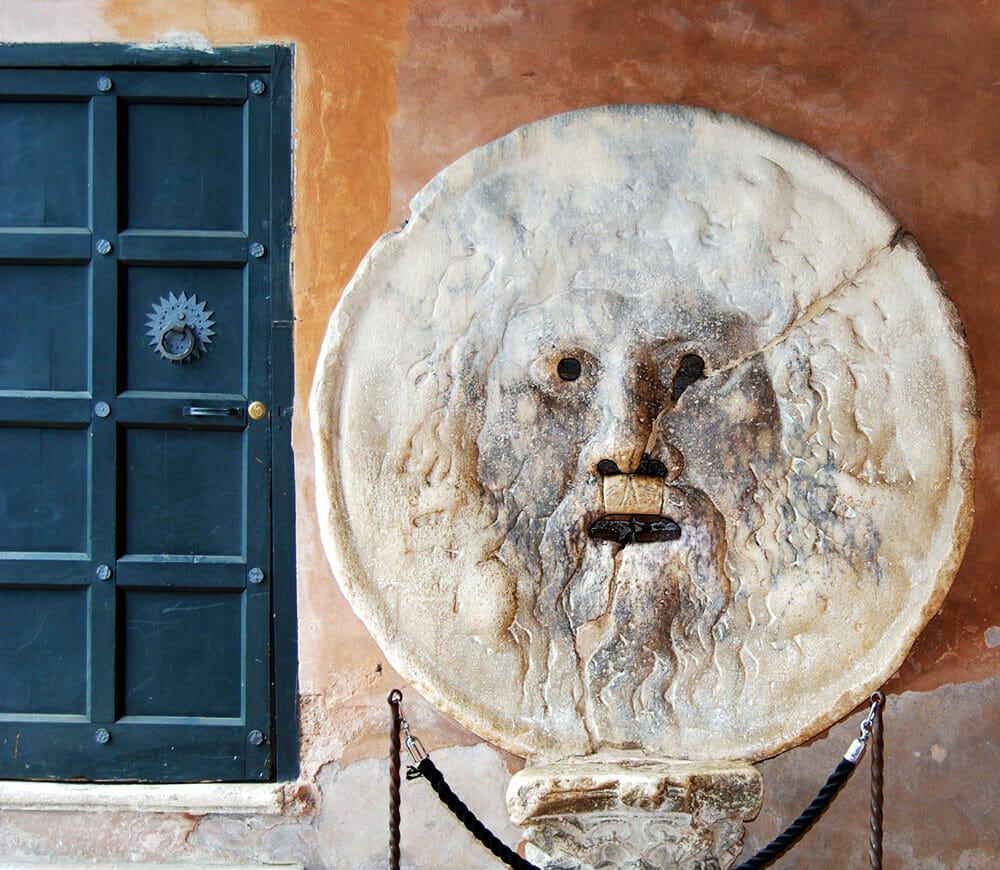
[
  {"x1": 557, "y1": 357, "x2": 582, "y2": 382},
  {"x1": 672, "y1": 354, "x2": 704, "y2": 400}
]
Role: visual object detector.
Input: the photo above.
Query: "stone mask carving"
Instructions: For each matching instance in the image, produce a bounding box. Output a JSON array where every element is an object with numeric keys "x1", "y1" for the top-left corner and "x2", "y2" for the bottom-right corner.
[{"x1": 312, "y1": 105, "x2": 976, "y2": 764}]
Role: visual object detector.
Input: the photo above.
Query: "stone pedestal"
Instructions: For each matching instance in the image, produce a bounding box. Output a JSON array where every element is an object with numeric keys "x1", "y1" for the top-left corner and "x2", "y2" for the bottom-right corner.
[{"x1": 507, "y1": 760, "x2": 763, "y2": 869}]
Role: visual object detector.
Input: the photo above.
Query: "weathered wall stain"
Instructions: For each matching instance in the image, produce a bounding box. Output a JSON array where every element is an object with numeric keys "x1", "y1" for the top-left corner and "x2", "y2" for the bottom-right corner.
[
  {"x1": 0, "y1": 1, "x2": 996, "y2": 867},
  {"x1": 745, "y1": 677, "x2": 1000, "y2": 868}
]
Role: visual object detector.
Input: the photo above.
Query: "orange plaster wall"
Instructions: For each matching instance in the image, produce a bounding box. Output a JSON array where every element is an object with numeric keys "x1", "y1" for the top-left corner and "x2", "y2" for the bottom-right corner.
[{"x1": 0, "y1": 2, "x2": 996, "y2": 866}]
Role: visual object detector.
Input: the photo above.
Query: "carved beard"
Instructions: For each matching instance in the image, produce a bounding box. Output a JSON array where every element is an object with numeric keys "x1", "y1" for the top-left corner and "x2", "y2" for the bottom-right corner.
[
  {"x1": 488, "y1": 469, "x2": 730, "y2": 746},
  {"x1": 584, "y1": 487, "x2": 730, "y2": 746}
]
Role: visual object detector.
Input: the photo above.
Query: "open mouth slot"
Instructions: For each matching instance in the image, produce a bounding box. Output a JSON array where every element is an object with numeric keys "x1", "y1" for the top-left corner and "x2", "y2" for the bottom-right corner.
[{"x1": 588, "y1": 514, "x2": 682, "y2": 545}]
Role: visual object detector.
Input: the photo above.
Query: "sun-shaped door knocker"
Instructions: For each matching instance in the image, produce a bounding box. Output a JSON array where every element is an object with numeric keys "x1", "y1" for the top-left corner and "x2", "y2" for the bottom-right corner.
[{"x1": 145, "y1": 291, "x2": 215, "y2": 363}]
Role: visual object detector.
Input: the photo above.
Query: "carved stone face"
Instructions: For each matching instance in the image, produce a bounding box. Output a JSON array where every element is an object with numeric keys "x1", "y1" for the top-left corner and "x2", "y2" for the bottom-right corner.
[
  {"x1": 312, "y1": 106, "x2": 976, "y2": 762},
  {"x1": 477, "y1": 285, "x2": 784, "y2": 745}
]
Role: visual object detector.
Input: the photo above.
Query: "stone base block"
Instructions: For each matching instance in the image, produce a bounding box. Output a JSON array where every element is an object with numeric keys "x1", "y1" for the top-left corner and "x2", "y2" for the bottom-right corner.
[{"x1": 507, "y1": 759, "x2": 763, "y2": 869}]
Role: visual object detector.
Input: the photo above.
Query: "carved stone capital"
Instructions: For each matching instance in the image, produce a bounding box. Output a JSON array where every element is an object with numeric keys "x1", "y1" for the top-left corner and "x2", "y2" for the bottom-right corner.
[{"x1": 507, "y1": 760, "x2": 763, "y2": 869}]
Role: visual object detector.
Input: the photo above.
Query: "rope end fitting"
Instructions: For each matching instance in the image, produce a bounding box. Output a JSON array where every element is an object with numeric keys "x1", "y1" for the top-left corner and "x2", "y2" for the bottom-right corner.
[
  {"x1": 404, "y1": 729, "x2": 428, "y2": 765},
  {"x1": 845, "y1": 691, "x2": 886, "y2": 763},
  {"x1": 844, "y1": 737, "x2": 867, "y2": 763}
]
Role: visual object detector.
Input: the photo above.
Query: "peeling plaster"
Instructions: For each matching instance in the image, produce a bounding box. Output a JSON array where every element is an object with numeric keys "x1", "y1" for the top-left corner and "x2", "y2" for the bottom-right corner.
[
  {"x1": 1, "y1": 681, "x2": 995, "y2": 867},
  {"x1": 132, "y1": 31, "x2": 218, "y2": 51}
]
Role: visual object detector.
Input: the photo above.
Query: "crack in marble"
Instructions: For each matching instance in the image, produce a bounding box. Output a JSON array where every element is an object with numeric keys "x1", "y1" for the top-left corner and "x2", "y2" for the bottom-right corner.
[{"x1": 704, "y1": 227, "x2": 901, "y2": 381}]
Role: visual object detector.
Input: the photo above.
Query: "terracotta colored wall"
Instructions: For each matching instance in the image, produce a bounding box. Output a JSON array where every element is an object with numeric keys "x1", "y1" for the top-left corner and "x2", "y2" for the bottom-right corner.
[{"x1": 0, "y1": 2, "x2": 996, "y2": 867}]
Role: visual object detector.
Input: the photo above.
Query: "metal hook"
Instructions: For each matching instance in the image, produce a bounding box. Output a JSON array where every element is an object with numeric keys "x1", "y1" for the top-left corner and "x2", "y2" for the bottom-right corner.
[
  {"x1": 387, "y1": 688, "x2": 426, "y2": 763},
  {"x1": 861, "y1": 691, "x2": 885, "y2": 738},
  {"x1": 845, "y1": 691, "x2": 885, "y2": 763}
]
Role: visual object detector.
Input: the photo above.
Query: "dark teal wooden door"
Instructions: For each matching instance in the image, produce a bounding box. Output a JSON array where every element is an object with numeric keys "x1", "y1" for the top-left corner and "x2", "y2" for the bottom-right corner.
[{"x1": 0, "y1": 65, "x2": 281, "y2": 781}]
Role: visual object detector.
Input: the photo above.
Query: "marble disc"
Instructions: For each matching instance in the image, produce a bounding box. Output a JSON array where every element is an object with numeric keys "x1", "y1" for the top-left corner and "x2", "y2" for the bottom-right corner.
[{"x1": 311, "y1": 105, "x2": 976, "y2": 762}]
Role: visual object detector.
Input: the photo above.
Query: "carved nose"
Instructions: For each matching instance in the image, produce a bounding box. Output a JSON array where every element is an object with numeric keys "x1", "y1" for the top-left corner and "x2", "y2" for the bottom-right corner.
[
  {"x1": 587, "y1": 355, "x2": 666, "y2": 474},
  {"x1": 591, "y1": 429, "x2": 651, "y2": 475}
]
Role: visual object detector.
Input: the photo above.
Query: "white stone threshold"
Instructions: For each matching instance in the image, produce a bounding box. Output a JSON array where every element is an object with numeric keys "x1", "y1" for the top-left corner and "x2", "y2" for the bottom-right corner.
[
  {"x1": 0, "y1": 780, "x2": 311, "y2": 816},
  {"x1": 1, "y1": 865, "x2": 302, "y2": 869},
  {"x1": 2, "y1": 866, "x2": 302, "y2": 869}
]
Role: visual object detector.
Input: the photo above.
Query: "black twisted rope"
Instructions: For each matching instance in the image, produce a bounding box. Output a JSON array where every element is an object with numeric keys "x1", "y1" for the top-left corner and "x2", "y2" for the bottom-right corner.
[
  {"x1": 387, "y1": 690, "x2": 402, "y2": 870},
  {"x1": 869, "y1": 692, "x2": 885, "y2": 870},
  {"x1": 391, "y1": 687, "x2": 885, "y2": 870},
  {"x1": 735, "y1": 757, "x2": 859, "y2": 870},
  {"x1": 409, "y1": 757, "x2": 540, "y2": 870}
]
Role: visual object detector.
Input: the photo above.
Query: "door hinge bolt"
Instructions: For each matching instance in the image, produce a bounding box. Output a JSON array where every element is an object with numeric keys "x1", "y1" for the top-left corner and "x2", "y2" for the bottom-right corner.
[
  {"x1": 250, "y1": 242, "x2": 266, "y2": 259},
  {"x1": 250, "y1": 79, "x2": 267, "y2": 96},
  {"x1": 96, "y1": 564, "x2": 113, "y2": 581},
  {"x1": 248, "y1": 729, "x2": 265, "y2": 746},
  {"x1": 248, "y1": 567, "x2": 265, "y2": 584},
  {"x1": 94, "y1": 728, "x2": 111, "y2": 744},
  {"x1": 97, "y1": 76, "x2": 113, "y2": 92},
  {"x1": 94, "y1": 401, "x2": 111, "y2": 418},
  {"x1": 96, "y1": 238, "x2": 113, "y2": 255}
]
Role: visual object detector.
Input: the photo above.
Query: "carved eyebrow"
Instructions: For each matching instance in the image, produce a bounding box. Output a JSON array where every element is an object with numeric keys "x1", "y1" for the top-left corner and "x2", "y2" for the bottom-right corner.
[{"x1": 634, "y1": 329, "x2": 689, "y2": 348}]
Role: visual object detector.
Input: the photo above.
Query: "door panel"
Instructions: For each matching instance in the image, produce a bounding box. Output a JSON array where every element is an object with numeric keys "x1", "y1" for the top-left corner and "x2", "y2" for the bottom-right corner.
[
  {"x1": 124, "y1": 101, "x2": 245, "y2": 231},
  {"x1": 0, "y1": 99, "x2": 89, "y2": 226},
  {"x1": 0, "y1": 586, "x2": 88, "y2": 715},
  {"x1": 123, "y1": 265, "x2": 245, "y2": 395},
  {"x1": 122, "y1": 427, "x2": 245, "y2": 557},
  {"x1": 0, "y1": 426, "x2": 89, "y2": 553},
  {"x1": 0, "y1": 64, "x2": 279, "y2": 782},
  {"x1": 119, "y1": 588, "x2": 243, "y2": 718},
  {"x1": 0, "y1": 264, "x2": 90, "y2": 391}
]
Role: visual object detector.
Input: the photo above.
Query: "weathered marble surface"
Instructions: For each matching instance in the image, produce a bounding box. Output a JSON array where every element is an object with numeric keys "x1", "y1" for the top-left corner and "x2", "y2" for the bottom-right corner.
[
  {"x1": 311, "y1": 105, "x2": 977, "y2": 763},
  {"x1": 509, "y1": 760, "x2": 762, "y2": 869}
]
